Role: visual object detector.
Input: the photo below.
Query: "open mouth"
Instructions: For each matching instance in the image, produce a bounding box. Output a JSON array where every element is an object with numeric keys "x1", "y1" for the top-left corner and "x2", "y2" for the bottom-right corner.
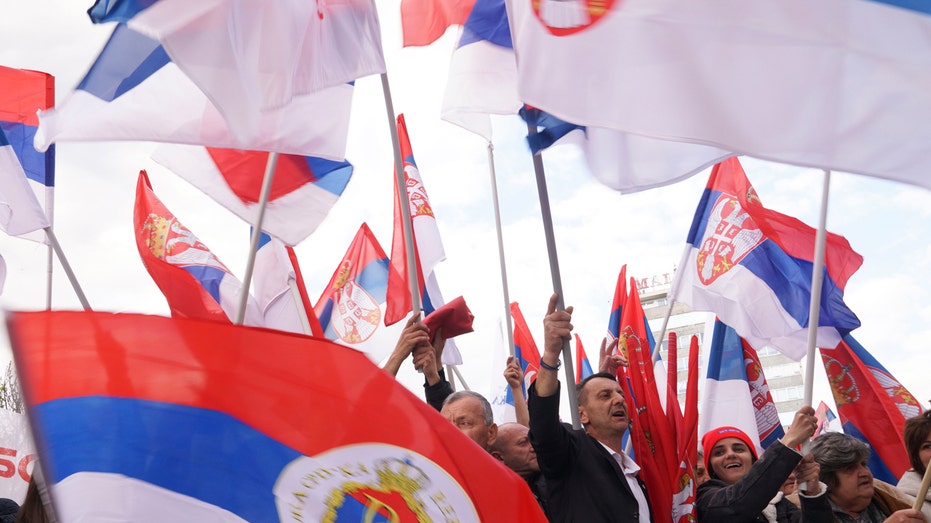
[{"x1": 724, "y1": 463, "x2": 742, "y2": 470}]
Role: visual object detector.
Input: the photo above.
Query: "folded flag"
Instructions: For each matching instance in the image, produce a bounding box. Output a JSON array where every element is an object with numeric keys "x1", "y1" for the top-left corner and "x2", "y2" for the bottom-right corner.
[
  {"x1": 37, "y1": 24, "x2": 353, "y2": 158},
  {"x1": 9, "y1": 310, "x2": 547, "y2": 522},
  {"x1": 133, "y1": 170, "x2": 262, "y2": 326},
  {"x1": 674, "y1": 157, "x2": 862, "y2": 360},
  {"x1": 253, "y1": 233, "x2": 321, "y2": 336},
  {"x1": 423, "y1": 295, "x2": 475, "y2": 339},
  {"x1": 700, "y1": 319, "x2": 785, "y2": 455},
  {"x1": 153, "y1": 145, "x2": 353, "y2": 245},
  {"x1": 820, "y1": 334, "x2": 923, "y2": 483},
  {"x1": 88, "y1": 0, "x2": 386, "y2": 140}
]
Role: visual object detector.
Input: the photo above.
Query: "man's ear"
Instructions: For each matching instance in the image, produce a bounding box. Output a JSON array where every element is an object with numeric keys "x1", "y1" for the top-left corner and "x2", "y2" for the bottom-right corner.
[
  {"x1": 578, "y1": 406, "x2": 590, "y2": 425},
  {"x1": 487, "y1": 423, "x2": 498, "y2": 447},
  {"x1": 490, "y1": 450, "x2": 504, "y2": 462}
]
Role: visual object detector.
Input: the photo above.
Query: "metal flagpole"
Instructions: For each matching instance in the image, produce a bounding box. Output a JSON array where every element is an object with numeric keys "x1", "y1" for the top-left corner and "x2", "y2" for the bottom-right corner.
[
  {"x1": 803, "y1": 170, "x2": 831, "y2": 408},
  {"x1": 451, "y1": 365, "x2": 471, "y2": 391},
  {"x1": 234, "y1": 152, "x2": 279, "y2": 325},
  {"x1": 381, "y1": 73, "x2": 421, "y2": 316},
  {"x1": 43, "y1": 227, "x2": 90, "y2": 311},
  {"x1": 526, "y1": 120, "x2": 581, "y2": 430},
  {"x1": 44, "y1": 186, "x2": 54, "y2": 310},
  {"x1": 487, "y1": 142, "x2": 516, "y2": 357}
]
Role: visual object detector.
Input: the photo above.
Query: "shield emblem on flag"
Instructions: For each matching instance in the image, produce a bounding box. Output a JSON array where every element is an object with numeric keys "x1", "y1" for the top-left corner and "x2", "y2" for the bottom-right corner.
[
  {"x1": 696, "y1": 195, "x2": 763, "y2": 285},
  {"x1": 332, "y1": 280, "x2": 381, "y2": 344}
]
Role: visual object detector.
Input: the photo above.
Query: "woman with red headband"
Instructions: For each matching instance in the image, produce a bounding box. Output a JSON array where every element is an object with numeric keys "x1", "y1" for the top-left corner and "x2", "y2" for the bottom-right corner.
[{"x1": 696, "y1": 406, "x2": 833, "y2": 522}]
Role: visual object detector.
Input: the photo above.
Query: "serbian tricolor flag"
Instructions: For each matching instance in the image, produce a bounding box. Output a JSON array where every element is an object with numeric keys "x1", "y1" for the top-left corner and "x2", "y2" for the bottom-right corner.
[
  {"x1": 700, "y1": 319, "x2": 785, "y2": 455},
  {"x1": 133, "y1": 171, "x2": 262, "y2": 326},
  {"x1": 153, "y1": 145, "x2": 353, "y2": 245},
  {"x1": 85, "y1": 0, "x2": 385, "y2": 145},
  {"x1": 820, "y1": 334, "x2": 923, "y2": 483},
  {"x1": 37, "y1": 24, "x2": 354, "y2": 158},
  {"x1": 574, "y1": 334, "x2": 593, "y2": 383},
  {"x1": 814, "y1": 400, "x2": 838, "y2": 436},
  {"x1": 9, "y1": 311, "x2": 547, "y2": 522},
  {"x1": 314, "y1": 223, "x2": 402, "y2": 363},
  {"x1": 385, "y1": 115, "x2": 461, "y2": 363},
  {"x1": 508, "y1": 302, "x2": 541, "y2": 405},
  {"x1": 674, "y1": 157, "x2": 862, "y2": 360},
  {"x1": 0, "y1": 66, "x2": 54, "y2": 243}
]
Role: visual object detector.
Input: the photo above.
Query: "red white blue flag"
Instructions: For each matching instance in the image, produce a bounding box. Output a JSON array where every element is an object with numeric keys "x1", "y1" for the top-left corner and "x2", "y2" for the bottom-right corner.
[
  {"x1": 509, "y1": 301, "x2": 541, "y2": 405},
  {"x1": 574, "y1": 333, "x2": 593, "y2": 383},
  {"x1": 9, "y1": 311, "x2": 546, "y2": 522},
  {"x1": 153, "y1": 145, "x2": 353, "y2": 245},
  {"x1": 674, "y1": 157, "x2": 862, "y2": 360},
  {"x1": 820, "y1": 334, "x2": 923, "y2": 484},
  {"x1": 700, "y1": 319, "x2": 785, "y2": 454},
  {"x1": 315, "y1": 223, "x2": 403, "y2": 363},
  {"x1": 133, "y1": 171, "x2": 262, "y2": 326},
  {"x1": 0, "y1": 66, "x2": 54, "y2": 243},
  {"x1": 87, "y1": 0, "x2": 386, "y2": 142},
  {"x1": 37, "y1": 24, "x2": 354, "y2": 158},
  {"x1": 385, "y1": 115, "x2": 461, "y2": 363}
]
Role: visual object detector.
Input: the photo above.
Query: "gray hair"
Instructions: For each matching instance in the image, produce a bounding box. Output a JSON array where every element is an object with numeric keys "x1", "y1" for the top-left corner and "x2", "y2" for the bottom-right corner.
[
  {"x1": 443, "y1": 391, "x2": 494, "y2": 426},
  {"x1": 810, "y1": 432, "x2": 871, "y2": 489}
]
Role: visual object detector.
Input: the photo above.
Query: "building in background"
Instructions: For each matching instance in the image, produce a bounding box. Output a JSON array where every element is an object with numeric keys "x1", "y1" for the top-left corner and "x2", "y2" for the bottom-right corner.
[{"x1": 638, "y1": 271, "x2": 804, "y2": 430}]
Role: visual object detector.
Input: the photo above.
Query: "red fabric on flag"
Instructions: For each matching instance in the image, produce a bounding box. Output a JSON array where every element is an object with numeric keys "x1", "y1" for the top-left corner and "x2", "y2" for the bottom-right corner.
[
  {"x1": 133, "y1": 171, "x2": 231, "y2": 324},
  {"x1": 9, "y1": 311, "x2": 547, "y2": 522},
  {"x1": 423, "y1": 295, "x2": 474, "y2": 339},
  {"x1": 206, "y1": 148, "x2": 320, "y2": 203},
  {"x1": 285, "y1": 245, "x2": 323, "y2": 337},
  {"x1": 385, "y1": 114, "x2": 427, "y2": 325},
  {"x1": 820, "y1": 336, "x2": 917, "y2": 480},
  {"x1": 0, "y1": 66, "x2": 53, "y2": 126},
  {"x1": 620, "y1": 277, "x2": 676, "y2": 523},
  {"x1": 401, "y1": 0, "x2": 476, "y2": 47}
]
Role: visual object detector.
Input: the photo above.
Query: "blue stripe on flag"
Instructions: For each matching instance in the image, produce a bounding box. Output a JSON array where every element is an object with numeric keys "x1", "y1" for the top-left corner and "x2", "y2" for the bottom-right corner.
[
  {"x1": 866, "y1": 0, "x2": 931, "y2": 15},
  {"x1": 705, "y1": 321, "x2": 745, "y2": 381},
  {"x1": 459, "y1": 0, "x2": 513, "y2": 48},
  {"x1": 841, "y1": 421, "x2": 897, "y2": 484},
  {"x1": 36, "y1": 396, "x2": 301, "y2": 523},
  {"x1": 88, "y1": 0, "x2": 161, "y2": 23},
  {"x1": 355, "y1": 258, "x2": 389, "y2": 302},
  {"x1": 0, "y1": 122, "x2": 53, "y2": 186},
  {"x1": 181, "y1": 265, "x2": 227, "y2": 304},
  {"x1": 304, "y1": 157, "x2": 353, "y2": 196},
  {"x1": 741, "y1": 241, "x2": 858, "y2": 331},
  {"x1": 78, "y1": 24, "x2": 170, "y2": 102}
]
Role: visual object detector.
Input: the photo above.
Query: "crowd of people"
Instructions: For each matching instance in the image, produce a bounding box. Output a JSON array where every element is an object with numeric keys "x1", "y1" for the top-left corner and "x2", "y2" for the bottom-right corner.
[{"x1": 386, "y1": 294, "x2": 931, "y2": 522}]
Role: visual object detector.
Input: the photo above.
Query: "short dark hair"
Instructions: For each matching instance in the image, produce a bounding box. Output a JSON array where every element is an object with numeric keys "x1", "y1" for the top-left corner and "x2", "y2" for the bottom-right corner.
[
  {"x1": 810, "y1": 432, "x2": 871, "y2": 490},
  {"x1": 576, "y1": 372, "x2": 621, "y2": 405},
  {"x1": 442, "y1": 391, "x2": 494, "y2": 426},
  {"x1": 904, "y1": 410, "x2": 931, "y2": 475}
]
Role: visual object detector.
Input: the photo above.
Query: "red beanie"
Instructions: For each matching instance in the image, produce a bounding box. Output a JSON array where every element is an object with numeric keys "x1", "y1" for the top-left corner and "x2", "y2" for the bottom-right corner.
[{"x1": 701, "y1": 426, "x2": 759, "y2": 477}]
